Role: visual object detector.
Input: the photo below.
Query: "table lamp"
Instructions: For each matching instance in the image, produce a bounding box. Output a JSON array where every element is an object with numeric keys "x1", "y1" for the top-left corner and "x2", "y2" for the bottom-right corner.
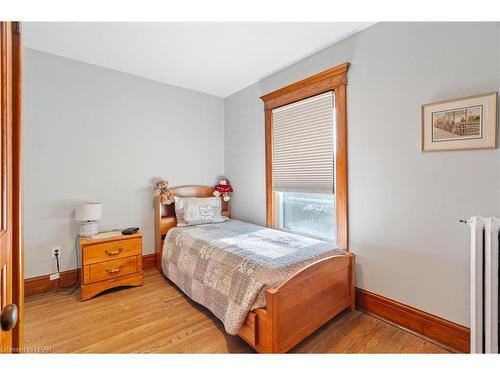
[{"x1": 76, "y1": 203, "x2": 102, "y2": 237}]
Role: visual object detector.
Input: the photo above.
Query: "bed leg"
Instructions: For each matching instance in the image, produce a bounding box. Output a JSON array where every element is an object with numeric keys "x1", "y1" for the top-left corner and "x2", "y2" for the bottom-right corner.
[
  {"x1": 265, "y1": 288, "x2": 279, "y2": 353},
  {"x1": 348, "y1": 252, "x2": 356, "y2": 312}
]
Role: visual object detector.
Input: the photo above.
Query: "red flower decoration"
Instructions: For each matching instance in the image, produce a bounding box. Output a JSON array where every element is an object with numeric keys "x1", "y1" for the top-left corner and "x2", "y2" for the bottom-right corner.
[{"x1": 215, "y1": 183, "x2": 233, "y2": 193}]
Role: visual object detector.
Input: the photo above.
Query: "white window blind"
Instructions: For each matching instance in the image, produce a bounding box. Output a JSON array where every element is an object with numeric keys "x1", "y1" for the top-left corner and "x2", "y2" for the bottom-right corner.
[{"x1": 272, "y1": 91, "x2": 334, "y2": 194}]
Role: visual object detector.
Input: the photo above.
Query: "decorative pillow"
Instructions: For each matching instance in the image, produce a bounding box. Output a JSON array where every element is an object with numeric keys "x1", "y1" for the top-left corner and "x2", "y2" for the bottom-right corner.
[
  {"x1": 174, "y1": 196, "x2": 227, "y2": 226},
  {"x1": 173, "y1": 196, "x2": 189, "y2": 227}
]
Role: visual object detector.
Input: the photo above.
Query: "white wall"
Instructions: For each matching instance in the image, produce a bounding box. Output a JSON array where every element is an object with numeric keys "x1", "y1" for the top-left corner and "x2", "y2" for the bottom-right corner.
[
  {"x1": 24, "y1": 48, "x2": 225, "y2": 278},
  {"x1": 224, "y1": 22, "x2": 500, "y2": 326}
]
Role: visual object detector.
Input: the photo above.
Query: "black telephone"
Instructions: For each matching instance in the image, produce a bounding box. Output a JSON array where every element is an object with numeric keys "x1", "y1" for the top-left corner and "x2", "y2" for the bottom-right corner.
[{"x1": 121, "y1": 227, "x2": 139, "y2": 235}]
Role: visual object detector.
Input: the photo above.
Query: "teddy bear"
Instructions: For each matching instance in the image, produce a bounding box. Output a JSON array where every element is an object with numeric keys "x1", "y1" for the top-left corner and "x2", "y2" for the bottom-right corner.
[
  {"x1": 154, "y1": 179, "x2": 174, "y2": 205},
  {"x1": 213, "y1": 179, "x2": 233, "y2": 201}
]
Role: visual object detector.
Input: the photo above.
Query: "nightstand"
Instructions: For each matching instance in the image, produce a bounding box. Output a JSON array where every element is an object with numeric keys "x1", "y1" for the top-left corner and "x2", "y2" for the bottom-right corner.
[{"x1": 79, "y1": 232, "x2": 144, "y2": 301}]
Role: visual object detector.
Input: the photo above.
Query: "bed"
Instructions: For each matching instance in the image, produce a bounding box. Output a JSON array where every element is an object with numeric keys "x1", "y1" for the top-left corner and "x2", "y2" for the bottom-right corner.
[{"x1": 154, "y1": 185, "x2": 355, "y2": 353}]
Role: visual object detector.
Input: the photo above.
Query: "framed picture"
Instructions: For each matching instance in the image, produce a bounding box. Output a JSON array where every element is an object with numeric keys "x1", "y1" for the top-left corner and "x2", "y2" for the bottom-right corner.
[{"x1": 421, "y1": 92, "x2": 497, "y2": 152}]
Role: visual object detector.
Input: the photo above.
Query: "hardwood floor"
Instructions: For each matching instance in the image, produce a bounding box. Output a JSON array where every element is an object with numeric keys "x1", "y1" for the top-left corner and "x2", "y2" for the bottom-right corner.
[{"x1": 24, "y1": 269, "x2": 451, "y2": 354}]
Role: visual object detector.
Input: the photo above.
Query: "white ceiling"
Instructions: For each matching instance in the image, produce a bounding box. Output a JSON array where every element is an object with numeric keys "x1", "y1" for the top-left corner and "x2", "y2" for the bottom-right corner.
[{"x1": 23, "y1": 22, "x2": 373, "y2": 97}]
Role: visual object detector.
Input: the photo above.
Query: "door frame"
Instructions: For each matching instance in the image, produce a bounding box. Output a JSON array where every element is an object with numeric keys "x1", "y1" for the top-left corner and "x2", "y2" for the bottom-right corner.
[
  {"x1": 0, "y1": 21, "x2": 23, "y2": 352},
  {"x1": 11, "y1": 21, "x2": 23, "y2": 352}
]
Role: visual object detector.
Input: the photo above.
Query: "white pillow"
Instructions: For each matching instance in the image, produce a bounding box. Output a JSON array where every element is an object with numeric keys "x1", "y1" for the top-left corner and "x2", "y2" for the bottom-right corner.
[{"x1": 174, "y1": 196, "x2": 227, "y2": 227}]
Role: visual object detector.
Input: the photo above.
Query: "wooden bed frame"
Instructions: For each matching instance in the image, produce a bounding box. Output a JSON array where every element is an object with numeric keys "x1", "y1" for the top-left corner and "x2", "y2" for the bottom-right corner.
[{"x1": 154, "y1": 185, "x2": 355, "y2": 353}]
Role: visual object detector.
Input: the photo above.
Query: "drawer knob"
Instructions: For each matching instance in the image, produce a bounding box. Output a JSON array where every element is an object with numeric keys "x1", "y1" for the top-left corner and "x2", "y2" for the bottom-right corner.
[
  {"x1": 105, "y1": 265, "x2": 124, "y2": 273},
  {"x1": 105, "y1": 247, "x2": 123, "y2": 256}
]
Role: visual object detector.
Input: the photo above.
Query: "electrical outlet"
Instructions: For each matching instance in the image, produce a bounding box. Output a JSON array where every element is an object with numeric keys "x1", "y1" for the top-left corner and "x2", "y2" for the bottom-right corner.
[
  {"x1": 49, "y1": 272, "x2": 60, "y2": 280},
  {"x1": 52, "y1": 246, "x2": 61, "y2": 259}
]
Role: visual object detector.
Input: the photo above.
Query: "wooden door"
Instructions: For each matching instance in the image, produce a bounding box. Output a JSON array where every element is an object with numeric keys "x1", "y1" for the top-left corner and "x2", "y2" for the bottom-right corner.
[{"x1": 0, "y1": 21, "x2": 23, "y2": 354}]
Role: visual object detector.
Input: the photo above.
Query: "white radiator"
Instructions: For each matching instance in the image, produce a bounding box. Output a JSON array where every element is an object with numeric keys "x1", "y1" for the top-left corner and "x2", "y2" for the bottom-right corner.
[{"x1": 469, "y1": 216, "x2": 500, "y2": 354}]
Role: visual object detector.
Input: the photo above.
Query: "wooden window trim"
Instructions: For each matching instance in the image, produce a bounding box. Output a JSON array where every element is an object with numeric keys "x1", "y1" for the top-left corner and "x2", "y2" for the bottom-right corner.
[{"x1": 260, "y1": 62, "x2": 350, "y2": 250}]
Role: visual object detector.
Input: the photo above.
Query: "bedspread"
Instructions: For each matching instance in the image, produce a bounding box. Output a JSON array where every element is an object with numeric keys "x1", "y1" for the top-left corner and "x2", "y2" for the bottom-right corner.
[{"x1": 162, "y1": 219, "x2": 343, "y2": 335}]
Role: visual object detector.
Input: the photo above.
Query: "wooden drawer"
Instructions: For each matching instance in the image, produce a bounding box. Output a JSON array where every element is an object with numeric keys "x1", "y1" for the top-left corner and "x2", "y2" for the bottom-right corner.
[
  {"x1": 83, "y1": 238, "x2": 141, "y2": 265},
  {"x1": 87, "y1": 255, "x2": 139, "y2": 283}
]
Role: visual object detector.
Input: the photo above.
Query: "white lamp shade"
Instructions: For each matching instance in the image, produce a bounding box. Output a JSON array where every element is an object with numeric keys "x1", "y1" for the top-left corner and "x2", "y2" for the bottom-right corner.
[{"x1": 76, "y1": 203, "x2": 102, "y2": 221}]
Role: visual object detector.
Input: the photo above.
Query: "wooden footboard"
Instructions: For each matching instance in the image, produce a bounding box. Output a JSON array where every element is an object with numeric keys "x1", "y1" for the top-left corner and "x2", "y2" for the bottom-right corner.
[{"x1": 238, "y1": 252, "x2": 355, "y2": 353}]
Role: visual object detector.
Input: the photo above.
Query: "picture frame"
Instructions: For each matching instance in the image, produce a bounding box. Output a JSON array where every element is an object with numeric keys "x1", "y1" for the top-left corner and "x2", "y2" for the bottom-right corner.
[{"x1": 421, "y1": 92, "x2": 497, "y2": 152}]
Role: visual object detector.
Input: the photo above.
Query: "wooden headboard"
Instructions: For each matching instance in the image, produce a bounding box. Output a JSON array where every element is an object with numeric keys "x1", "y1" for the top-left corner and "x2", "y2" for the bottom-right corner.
[{"x1": 154, "y1": 185, "x2": 231, "y2": 270}]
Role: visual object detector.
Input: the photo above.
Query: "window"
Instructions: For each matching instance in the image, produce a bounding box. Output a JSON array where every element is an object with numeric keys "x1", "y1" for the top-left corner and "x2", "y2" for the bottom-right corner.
[
  {"x1": 276, "y1": 192, "x2": 335, "y2": 242},
  {"x1": 272, "y1": 91, "x2": 336, "y2": 242},
  {"x1": 261, "y1": 63, "x2": 349, "y2": 249}
]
